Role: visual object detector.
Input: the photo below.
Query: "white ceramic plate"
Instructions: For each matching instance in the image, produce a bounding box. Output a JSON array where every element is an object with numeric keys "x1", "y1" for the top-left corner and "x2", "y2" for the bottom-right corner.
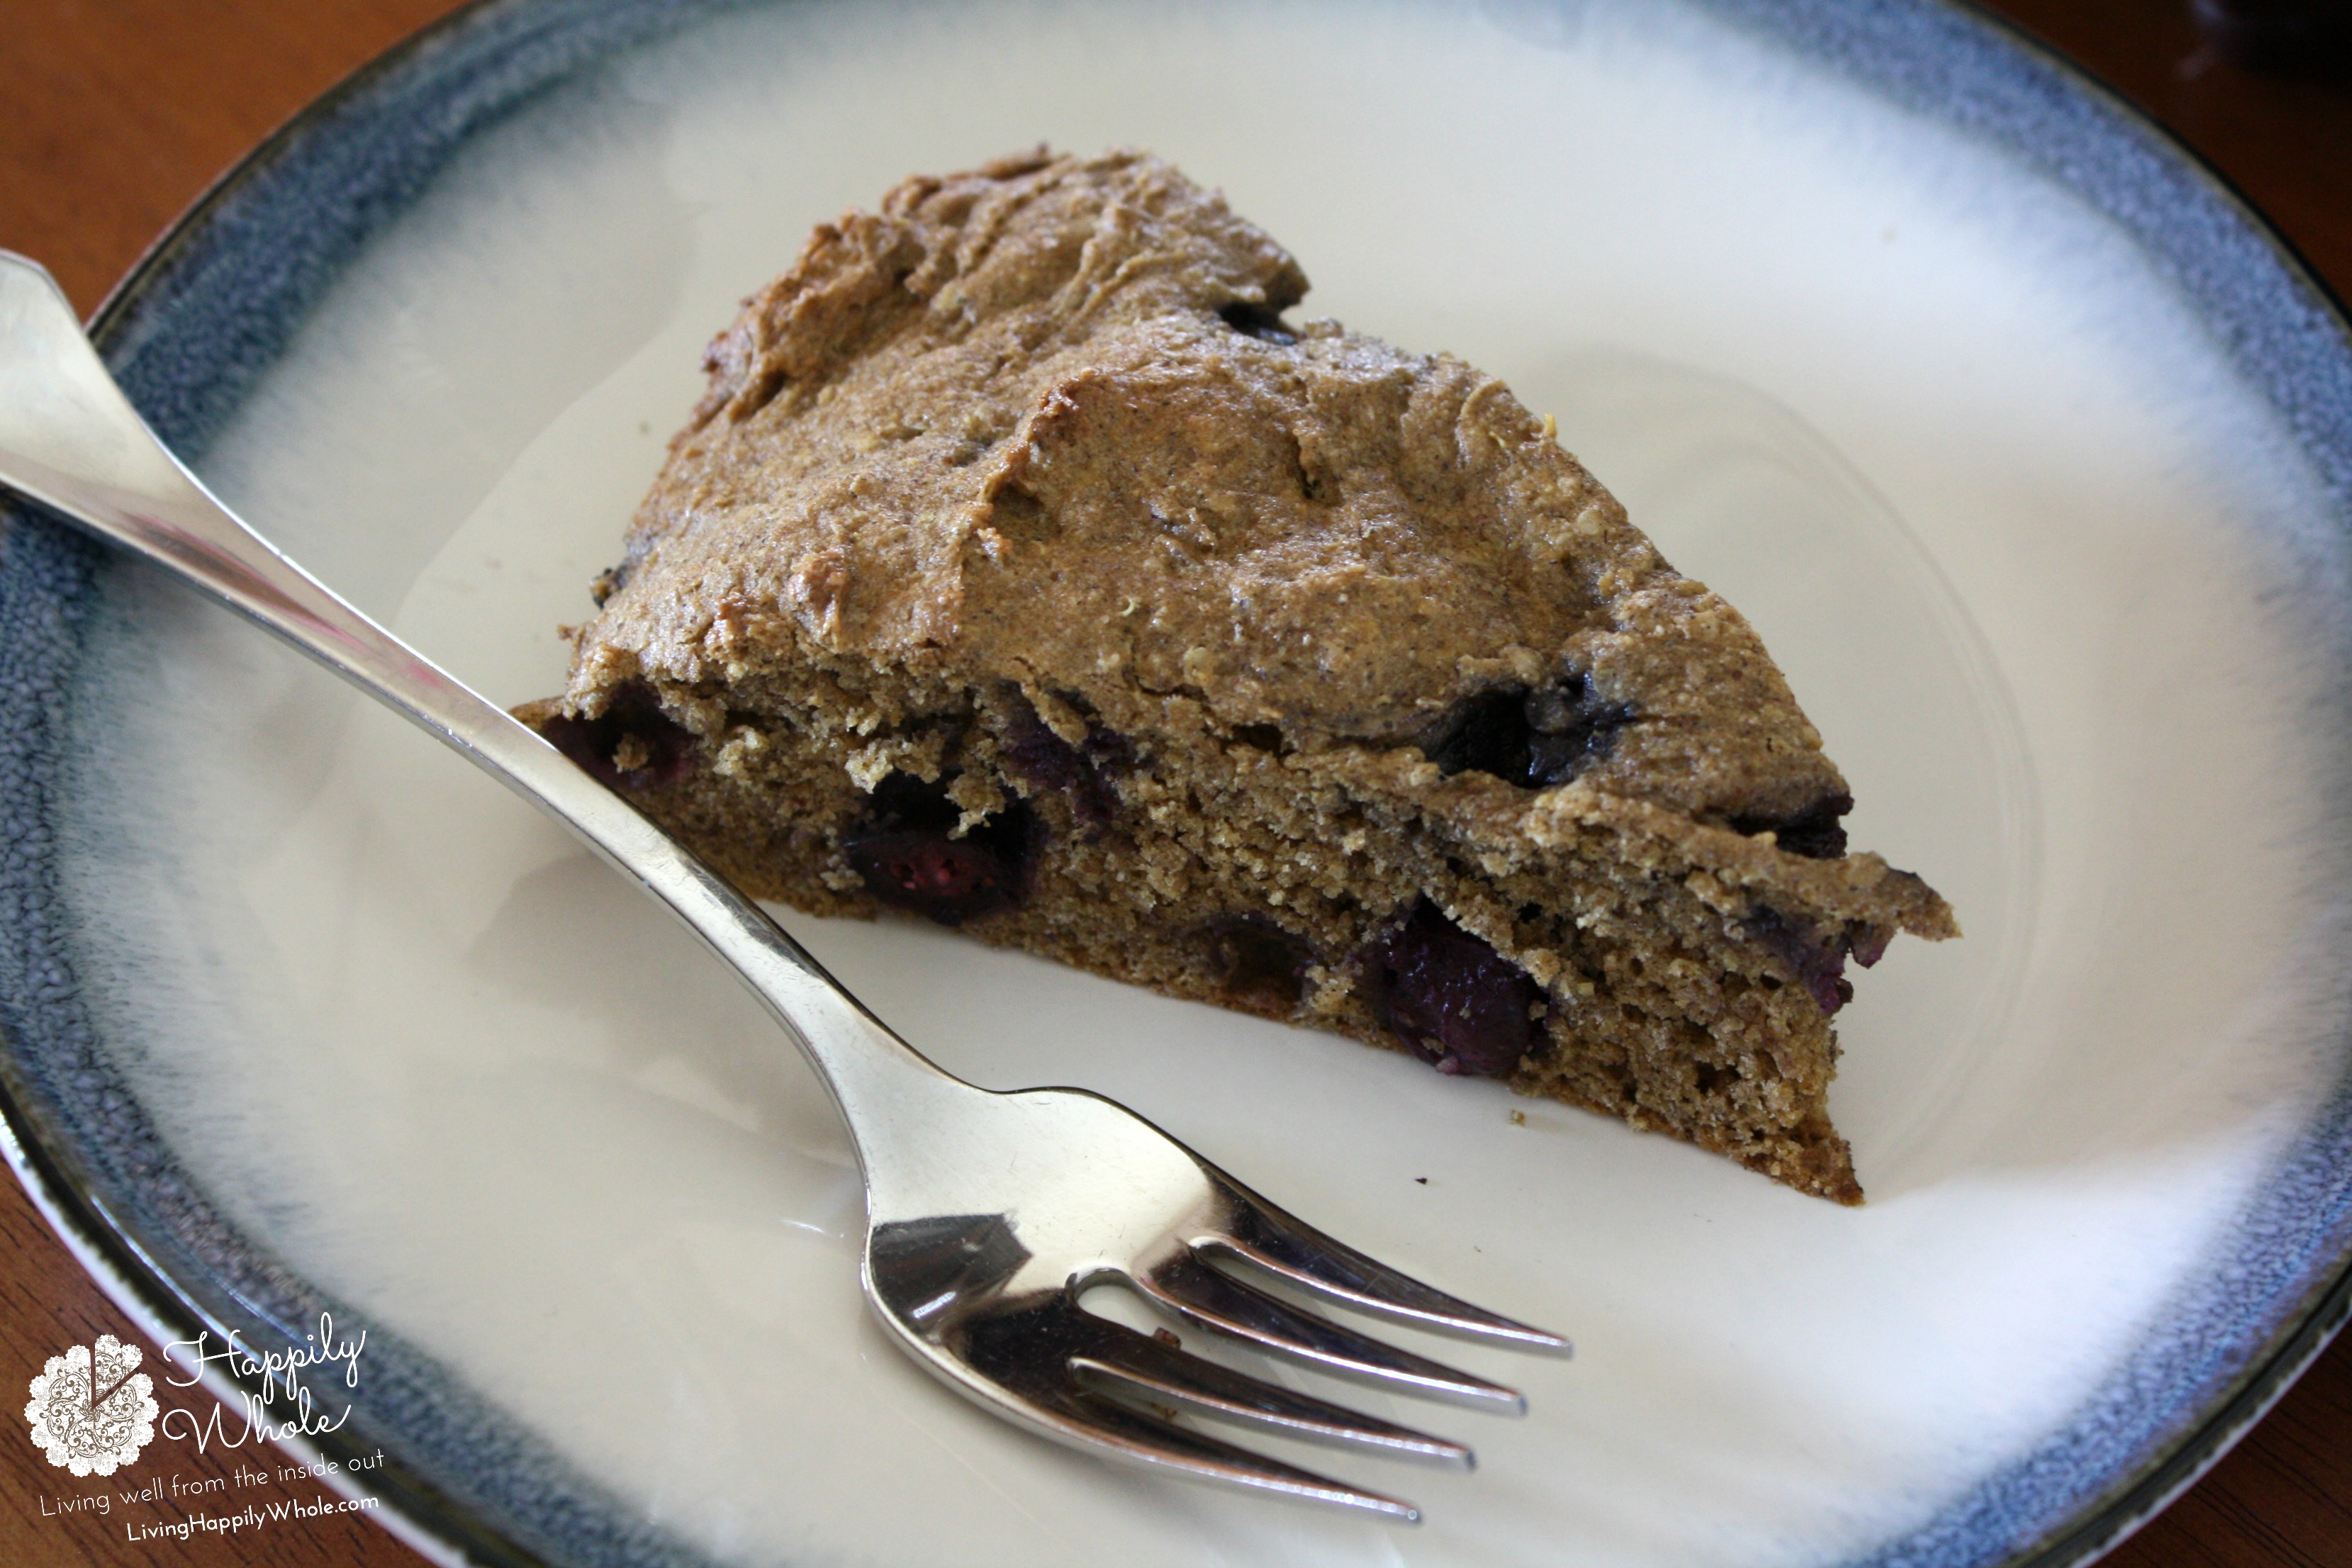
[{"x1": 8, "y1": 1, "x2": 2352, "y2": 1564}]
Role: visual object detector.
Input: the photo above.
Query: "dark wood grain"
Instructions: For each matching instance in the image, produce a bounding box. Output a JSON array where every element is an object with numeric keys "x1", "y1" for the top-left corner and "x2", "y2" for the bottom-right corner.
[{"x1": 1, "y1": 1, "x2": 2348, "y2": 1564}]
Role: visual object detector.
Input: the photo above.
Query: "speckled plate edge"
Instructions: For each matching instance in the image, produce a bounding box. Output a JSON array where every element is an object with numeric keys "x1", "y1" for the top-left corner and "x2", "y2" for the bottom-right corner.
[
  {"x1": 1, "y1": 2, "x2": 2349, "y2": 1565},
  {"x1": 1709, "y1": 5, "x2": 2352, "y2": 1564},
  {"x1": 0, "y1": 10, "x2": 737, "y2": 1566}
]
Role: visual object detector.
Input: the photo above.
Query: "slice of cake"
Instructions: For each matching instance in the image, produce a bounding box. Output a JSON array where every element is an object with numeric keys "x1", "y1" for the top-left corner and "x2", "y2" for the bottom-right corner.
[{"x1": 520, "y1": 148, "x2": 1956, "y2": 1204}]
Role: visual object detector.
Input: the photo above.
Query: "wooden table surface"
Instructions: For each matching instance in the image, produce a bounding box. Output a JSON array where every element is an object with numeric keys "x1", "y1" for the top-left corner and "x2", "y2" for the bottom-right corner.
[{"x1": 1, "y1": 1, "x2": 2348, "y2": 1564}]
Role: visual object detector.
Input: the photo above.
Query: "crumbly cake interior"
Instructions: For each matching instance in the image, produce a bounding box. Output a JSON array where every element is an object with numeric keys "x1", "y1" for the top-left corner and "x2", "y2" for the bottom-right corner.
[{"x1": 521, "y1": 148, "x2": 1956, "y2": 1204}]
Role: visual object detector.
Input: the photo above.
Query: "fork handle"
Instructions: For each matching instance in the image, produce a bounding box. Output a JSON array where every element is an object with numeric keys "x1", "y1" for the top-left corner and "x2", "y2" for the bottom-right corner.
[{"x1": 0, "y1": 250, "x2": 971, "y2": 1151}]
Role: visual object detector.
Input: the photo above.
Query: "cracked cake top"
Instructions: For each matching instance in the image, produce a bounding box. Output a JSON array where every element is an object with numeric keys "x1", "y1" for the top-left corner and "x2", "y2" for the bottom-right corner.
[{"x1": 571, "y1": 147, "x2": 1858, "y2": 834}]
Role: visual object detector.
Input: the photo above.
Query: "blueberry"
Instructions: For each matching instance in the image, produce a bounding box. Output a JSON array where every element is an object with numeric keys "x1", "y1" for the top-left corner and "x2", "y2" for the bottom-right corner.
[
  {"x1": 863, "y1": 769, "x2": 961, "y2": 831},
  {"x1": 1360, "y1": 900, "x2": 1542, "y2": 1077},
  {"x1": 1216, "y1": 301, "x2": 1298, "y2": 345},
  {"x1": 1204, "y1": 917, "x2": 1314, "y2": 1010},
  {"x1": 1418, "y1": 689, "x2": 1528, "y2": 781},
  {"x1": 846, "y1": 832, "x2": 1016, "y2": 924},
  {"x1": 999, "y1": 689, "x2": 1130, "y2": 831},
  {"x1": 538, "y1": 681, "x2": 695, "y2": 789},
  {"x1": 1418, "y1": 675, "x2": 1631, "y2": 789},
  {"x1": 1730, "y1": 793, "x2": 1853, "y2": 859},
  {"x1": 1745, "y1": 905, "x2": 1889, "y2": 1013},
  {"x1": 842, "y1": 773, "x2": 1031, "y2": 925}
]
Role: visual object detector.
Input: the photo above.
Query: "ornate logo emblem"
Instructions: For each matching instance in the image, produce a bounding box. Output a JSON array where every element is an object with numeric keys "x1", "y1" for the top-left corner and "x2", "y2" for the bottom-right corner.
[{"x1": 25, "y1": 1333, "x2": 158, "y2": 1476}]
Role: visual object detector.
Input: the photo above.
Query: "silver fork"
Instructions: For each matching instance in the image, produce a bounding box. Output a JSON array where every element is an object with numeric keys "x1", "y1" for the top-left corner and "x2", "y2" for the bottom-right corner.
[{"x1": 0, "y1": 251, "x2": 1568, "y2": 1523}]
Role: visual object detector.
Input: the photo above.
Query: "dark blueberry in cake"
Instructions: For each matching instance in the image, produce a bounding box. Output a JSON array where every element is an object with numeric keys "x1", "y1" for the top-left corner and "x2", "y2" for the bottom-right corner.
[
  {"x1": 999, "y1": 700, "x2": 1080, "y2": 793},
  {"x1": 1418, "y1": 688, "x2": 1527, "y2": 782},
  {"x1": 1216, "y1": 301, "x2": 1298, "y2": 345},
  {"x1": 538, "y1": 681, "x2": 695, "y2": 789},
  {"x1": 1524, "y1": 676, "x2": 1635, "y2": 783},
  {"x1": 1745, "y1": 906, "x2": 1890, "y2": 1014},
  {"x1": 1082, "y1": 721, "x2": 1136, "y2": 771},
  {"x1": 863, "y1": 769, "x2": 960, "y2": 830},
  {"x1": 999, "y1": 688, "x2": 1129, "y2": 831},
  {"x1": 843, "y1": 773, "x2": 1031, "y2": 925},
  {"x1": 846, "y1": 833, "x2": 1015, "y2": 924},
  {"x1": 1418, "y1": 676, "x2": 1631, "y2": 790},
  {"x1": 1361, "y1": 900, "x2": 1542, "y2": 1077},
  {"x1": 1730, "y1": 791, "x2": 1854, "y2": 859},
  {"x1": 1203, "y1": 916, "x2": 1314, "y2": 1010}
]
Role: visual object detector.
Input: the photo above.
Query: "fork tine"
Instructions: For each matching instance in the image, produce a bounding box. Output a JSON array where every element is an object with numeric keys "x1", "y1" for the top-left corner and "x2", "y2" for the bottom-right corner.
[
  {"x1": 926, "y1": 1291, "x2": 1435, "y2": 1520},
  {"x1": 1138, "y1": 1253, "x2": 1527, "y2": 1413},
  {"x1": 1204, "y1": 1180, "x2": 1573, "y2": 1356},
  {"x1": 1043, "y1": 1387, "x2": 1428, "y2": 1521},
  {"x1": 1063, "y1": 1310, "x2": 1474, "y2": 1467}
]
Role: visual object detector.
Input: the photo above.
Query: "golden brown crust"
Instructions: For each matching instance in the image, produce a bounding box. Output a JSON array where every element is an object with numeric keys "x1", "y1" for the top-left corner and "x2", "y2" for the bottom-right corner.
[{"x1": 578, "y1": 149, "x2": 1848, "y2": 824}]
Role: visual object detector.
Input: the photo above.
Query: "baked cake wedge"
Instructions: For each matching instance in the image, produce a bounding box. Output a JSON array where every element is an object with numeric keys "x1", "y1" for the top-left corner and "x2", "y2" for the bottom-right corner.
[{"x1": 518, "y1": 148, "x2": 1956, "y2": 1204}]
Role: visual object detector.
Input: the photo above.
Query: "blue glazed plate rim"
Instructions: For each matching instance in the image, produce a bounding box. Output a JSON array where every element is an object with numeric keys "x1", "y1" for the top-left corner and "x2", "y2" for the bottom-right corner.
[
  {"x1": 0, "y1": 6, "x2": 715, "y2": 1565},
  {"x1": 1867, "y1": 24, "x2": 2352, "y2": 1567},
  {"x1": 2, "y1": 1, "x2": 2349, "y2": 1565}
]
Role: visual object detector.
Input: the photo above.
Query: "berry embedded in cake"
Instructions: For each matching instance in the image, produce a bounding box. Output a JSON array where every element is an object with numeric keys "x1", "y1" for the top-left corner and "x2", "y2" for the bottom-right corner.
[{"x1": 516, "y1": 148, "x2": 1957, "y2": 1204}]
